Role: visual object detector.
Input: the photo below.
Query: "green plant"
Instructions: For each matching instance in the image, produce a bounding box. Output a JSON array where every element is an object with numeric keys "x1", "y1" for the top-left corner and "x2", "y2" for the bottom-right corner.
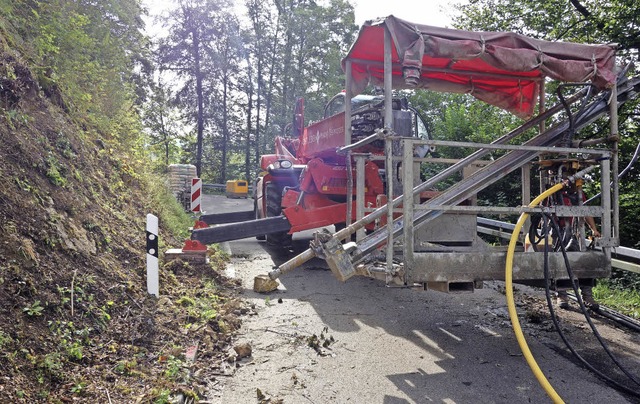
[
  {"x1": 3, "y1": 109, "x2": 30, "y2": 129},
  {"x1": 114, "y1": 359, "x2": 137, "y2": 376},
  {"x1": 64, "y1": 340, "x2": 83, "y2": 361},
  {"x1": 42, "y1": 352, "x2": 62, "y2": 374},
  {"x1": 163, "y1": 355, "x2": 184, "y2": 381},
  {"x1": 177, "y1": 296, "x2": 195, "y2": 307},
  {"x1": 45, "y1": 154, "x2": 67, "y2": 187},
  {"x1": 70, "y1": 382, "x2": 86, "y2": 395},
  {"x1": 152, "y1": 389, "x2": 171, "y2": 404},
  {"x1": 56, "y1": 286, "x2": 71, "y2": 305},
  {"x1": 14, "y1": 177, "x2": 35, "y2": 193},
  {"x1": 0, "y1": 330, "x2": 13, "y2": 349},
  {"x1": 146, "y1": 172, "x2": 193, "y2": 239},
  {"x1": 23, "y1": 300, "x2": 44, "y2": 316},
  {"x1": 55, "y1": 133, "x2": 75, "y2": 159}
]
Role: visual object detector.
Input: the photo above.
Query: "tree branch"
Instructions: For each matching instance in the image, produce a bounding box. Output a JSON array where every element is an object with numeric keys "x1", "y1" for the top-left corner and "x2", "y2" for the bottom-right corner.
[
  {"x1": 568, "y1": 0, "x2": 605, "y2": 30},
  {"x1": 555, "y1": 18, "x2": 588, "y2": 41},
  {"x1": 568, "y1": 0, "x2": 591, "y2": 18}
]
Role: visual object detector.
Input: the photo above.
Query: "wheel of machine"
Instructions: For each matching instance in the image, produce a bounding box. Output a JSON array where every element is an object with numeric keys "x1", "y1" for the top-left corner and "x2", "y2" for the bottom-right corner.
[
  {"x1": 265, "y1": 183, "x2": 292, "y2": 246},
  {"x1": 254, "y1": 198, "x2": 266, "y2": 240}
]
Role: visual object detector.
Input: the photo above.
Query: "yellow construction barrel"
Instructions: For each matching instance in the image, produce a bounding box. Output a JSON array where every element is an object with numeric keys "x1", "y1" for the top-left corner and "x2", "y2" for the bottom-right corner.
[{"x1": 225, "y1": 180, "x2": 249, "y2": 199}]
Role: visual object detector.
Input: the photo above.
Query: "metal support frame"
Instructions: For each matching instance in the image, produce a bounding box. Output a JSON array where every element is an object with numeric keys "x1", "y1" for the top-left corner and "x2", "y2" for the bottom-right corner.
[
  {"x1": 521, "y1": 162, "x2": 531, "y2": 239},
  {"x1": 601, "y1": 156, "x2": 613, "y2": 255},
  {"x1": 351, "y1": 80, "x2": 625, "y2": 263},
  {"x1": 610, "y1": 84, "x2": 620, "y2": 244},
  {"x1": 385, "y1": 137, "x2": 394, "y2": 281},
  {"x1": 384, "y1": 26, "x2": 394, "y2": 282},
  {"x1": 355, "y1": 154, "x2": 367, "y2": 241},
  {"x1": 403, "y1": 140, "x2": 415, "y2": 285},
  {"x1": 343, "y1": 129, "x2": 614, "y2": 285},
  {"x1": 387, "y1": 136, "x2": 613, "y2": 287},
  {"x1": 345, "y1": 61, "x2": 353, "y2": 227}
]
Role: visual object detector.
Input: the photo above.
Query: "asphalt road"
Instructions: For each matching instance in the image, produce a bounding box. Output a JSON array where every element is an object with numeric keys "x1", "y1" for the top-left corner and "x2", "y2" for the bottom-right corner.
[{"x1": 201, "y1": 194, "x2": 640, "y2": 403}]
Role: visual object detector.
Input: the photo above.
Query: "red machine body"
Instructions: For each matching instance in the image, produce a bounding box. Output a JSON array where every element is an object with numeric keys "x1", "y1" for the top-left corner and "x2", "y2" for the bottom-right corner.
[{"x1": 253, "y1": 92, "x2": 431, "y2": 245}]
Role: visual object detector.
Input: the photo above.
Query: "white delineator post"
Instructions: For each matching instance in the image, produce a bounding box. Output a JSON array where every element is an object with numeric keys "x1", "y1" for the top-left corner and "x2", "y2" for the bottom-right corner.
[
  {"x1": 146, "y1": 213, "x2": 159, "y2": 297},
  {"x1": 191, "y1": 178, "x2": 202, "y2": 212}
]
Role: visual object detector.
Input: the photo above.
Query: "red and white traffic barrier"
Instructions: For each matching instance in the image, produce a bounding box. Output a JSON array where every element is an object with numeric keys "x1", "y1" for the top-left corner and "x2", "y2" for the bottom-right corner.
[{"x1": 191, "y1": 178, "x2": 202, "y2": 212}]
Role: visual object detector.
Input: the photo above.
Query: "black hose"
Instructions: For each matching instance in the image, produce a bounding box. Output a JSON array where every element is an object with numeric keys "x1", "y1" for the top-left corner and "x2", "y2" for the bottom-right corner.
[
  {"x1": 585, "y1": 140, "x2": 640, "y2": 205},
  {"x1": 541, "y1": 213, "x2": 640, "y2": 396},
  {"x1": 565, "y1": 294, "x2": 640, "y2": 333}
]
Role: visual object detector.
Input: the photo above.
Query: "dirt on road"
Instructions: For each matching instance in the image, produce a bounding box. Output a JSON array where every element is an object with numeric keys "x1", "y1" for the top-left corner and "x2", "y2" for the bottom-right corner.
[{"x1": 202, "y1": 194, "x2": 640, "y2": 403}]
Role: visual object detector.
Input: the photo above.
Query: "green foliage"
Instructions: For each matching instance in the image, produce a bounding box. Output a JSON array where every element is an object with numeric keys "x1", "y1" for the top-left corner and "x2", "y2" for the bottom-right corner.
[
  {"x1": 163, "y1": 355, "x2": 185, "y2": 381},
  {"x1": 113, "y1": 359, "x2": 138, "y2": 376},
  {"x1": 63, "y1": 340, "x2": 83, "y2": 361},
  {"x1": 143, "y1": 82, "x2": 188, "y2": 170},
  {"x1": 70, "y1": 382, "x2": 86, "y2": 395},
  {"x1": 594, "y1": 276, "x2": 640, "y2": 319},
  {"x1": 145, "y1": 172, "x2": 193, "y2": 241},
  {"x1": 2, "y1": 109, "x2": 31, "y2": 129},
  {"x1": 152, "y1": 389, "x2": 172, "y2": 404},
  {"x1": 23, "y1": 300, "x2": 44, "y2": 316},
  {"x1": 0, "y1": 330, "x2": 13, "y2": 349},
  {"x1": 45, "y1": 154, "x2": 67, "y2": 187},
  {"x1": 180, "y1": 278, "x2": 220, "y2": 323},
  {"x1": 154, "y1": 0, "x2": 358, "y2": 183},
  {"x1": 42, "y1": 352, "x2": 62, "y2": 374},
  {"x1": 3, "y1": 0, "x2": 148, "y2": 151}
]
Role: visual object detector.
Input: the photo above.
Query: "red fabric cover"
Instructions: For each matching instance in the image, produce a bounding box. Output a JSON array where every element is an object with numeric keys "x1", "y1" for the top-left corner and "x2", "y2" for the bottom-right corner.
[{"x1": 343, "y1": 16, "x2": 617, "y2": 118}]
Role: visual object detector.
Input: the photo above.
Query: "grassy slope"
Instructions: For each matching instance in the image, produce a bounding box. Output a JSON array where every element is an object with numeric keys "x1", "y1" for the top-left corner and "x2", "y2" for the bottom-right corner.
[{"x1": 0, "y1": 22, "x2": 241, "y2": 404}]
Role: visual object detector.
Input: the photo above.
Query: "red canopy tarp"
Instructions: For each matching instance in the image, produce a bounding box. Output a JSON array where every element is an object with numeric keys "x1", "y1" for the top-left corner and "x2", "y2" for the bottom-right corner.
[{"x1": 342, "y1": 16, "x2": 617, "y2": 118}]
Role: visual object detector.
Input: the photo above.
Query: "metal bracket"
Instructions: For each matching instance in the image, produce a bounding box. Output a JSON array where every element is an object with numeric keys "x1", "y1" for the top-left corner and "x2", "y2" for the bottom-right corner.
[
  {"x1": 595, "y1": 236, "x2": 620, "y2": 248},
  {"x1": 312, "y1": 229, "x2": 357, "y2": 282}
]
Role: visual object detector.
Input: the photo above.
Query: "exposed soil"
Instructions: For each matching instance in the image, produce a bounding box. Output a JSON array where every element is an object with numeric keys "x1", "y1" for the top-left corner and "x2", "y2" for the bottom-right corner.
[{"x1": 0, "y1": 46, "x2": 246, "y2": 402}]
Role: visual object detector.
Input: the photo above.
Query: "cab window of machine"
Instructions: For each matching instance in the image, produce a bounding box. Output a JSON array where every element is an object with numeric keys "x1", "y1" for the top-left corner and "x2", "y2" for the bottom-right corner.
[
  {"x1": 415, "y1": 114, "x2": 429, "y2": 139},
  {"x1": 324, "y1": 94, "x2": 345, "y2": 118}
]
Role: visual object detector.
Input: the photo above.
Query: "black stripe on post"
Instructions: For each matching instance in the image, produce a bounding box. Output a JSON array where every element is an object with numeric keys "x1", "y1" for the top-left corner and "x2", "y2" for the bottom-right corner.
[{"x1": 146, "y1": 231, "x2": 158, "y2": 258}]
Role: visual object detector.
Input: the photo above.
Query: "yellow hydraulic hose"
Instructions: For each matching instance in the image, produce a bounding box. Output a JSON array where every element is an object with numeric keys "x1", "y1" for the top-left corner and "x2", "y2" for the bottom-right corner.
[{"x1": 505, "y1": 182, "x2": 565, "y2": 404}]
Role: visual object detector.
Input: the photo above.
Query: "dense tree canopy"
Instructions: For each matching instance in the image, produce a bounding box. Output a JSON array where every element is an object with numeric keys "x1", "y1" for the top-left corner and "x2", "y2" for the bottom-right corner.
[
  {"x1": 152, "y1": 0, "x2": 357, "y2": 182},
  {"x1": 452, "y1": 0, "x2": 640, "y2": 246},
  {"x1": 2, "y1": 0, "x2": 149, "y2": 145}
]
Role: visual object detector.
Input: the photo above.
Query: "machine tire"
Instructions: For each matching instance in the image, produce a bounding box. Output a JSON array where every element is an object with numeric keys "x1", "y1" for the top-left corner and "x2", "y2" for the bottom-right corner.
[{"x1": 265, "y1": 183, "x2": 292, "y2": 247}]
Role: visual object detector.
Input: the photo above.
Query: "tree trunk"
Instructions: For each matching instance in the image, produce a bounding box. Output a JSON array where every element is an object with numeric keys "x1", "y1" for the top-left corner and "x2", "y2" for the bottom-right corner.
[
  {"x1": 263, "y1": 15, "x2": 281, "y2": 154},
  {"x1": 192, "y1": 27, "x2": 204, "y2": 178},
  {"x1": 255, "y1": 53, "x2": 262, "y2": 166},
  {"x1": 221, "y1": 72, "x2": 229, "y2": 183},
  {"x1": 245, "y1": 56, "x2": 254, "y2": 182}
]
